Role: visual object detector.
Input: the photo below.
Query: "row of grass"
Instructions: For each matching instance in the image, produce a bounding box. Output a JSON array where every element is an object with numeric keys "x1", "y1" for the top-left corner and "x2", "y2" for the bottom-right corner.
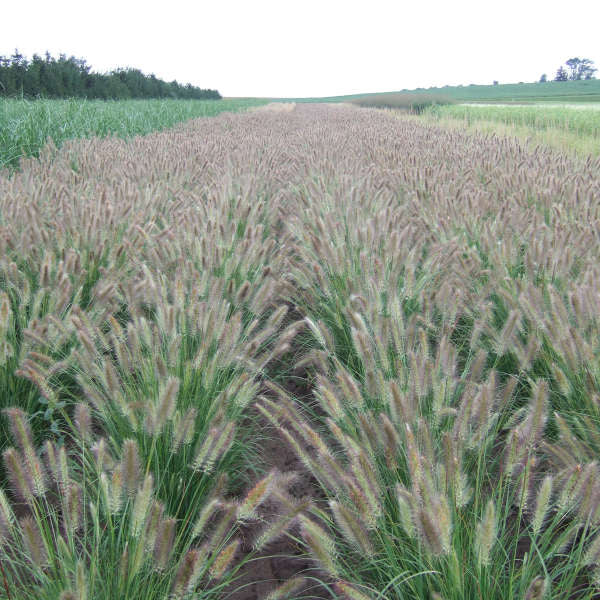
[
  {"x1": 270, "y1": 111, "x2": 600, "y2": 597},
  {"x1": 0, "y1": 117, "x2": 293, "y2": 599},
  {"x1": 348, "y1": 93, "x2": 454, "y2": 114},
  {"x1": 0, "y1": 97, "x2": 267, "y2": 170}
]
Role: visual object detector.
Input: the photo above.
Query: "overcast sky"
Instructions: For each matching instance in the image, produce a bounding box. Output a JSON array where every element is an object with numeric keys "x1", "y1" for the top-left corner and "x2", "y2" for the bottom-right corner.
[{"x1": 4, "y1": 0, "x2": 599, "y2": 98}]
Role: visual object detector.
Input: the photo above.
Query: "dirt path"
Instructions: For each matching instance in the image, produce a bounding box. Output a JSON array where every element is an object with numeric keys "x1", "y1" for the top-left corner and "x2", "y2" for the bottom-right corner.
[{"x1": 225, "y1": 369, "x2": 333, "y2": 600}]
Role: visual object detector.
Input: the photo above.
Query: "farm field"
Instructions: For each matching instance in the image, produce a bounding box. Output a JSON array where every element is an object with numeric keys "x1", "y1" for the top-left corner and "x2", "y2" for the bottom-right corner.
[
  {"x1": 286, "y1": 78, "x2": 600, "y2": 104},
  {"x1": 425, "y1": 103, "x2": 600, "y2": 137},
  {"x1": 1, "y1": 103, "x2": 600, "y2": 599},
  {"x1": 280, "y1": 80, "x2": 600, "y2": 157},
  {"x1": 338, "y1": 94, "x2": 600, "y2": 157},
  {"x1": 419, "y1": 103, "x2": 600, "y2": 157},
  {"x1": 0, "y1": 97, "x2": 267, "y2": 170}
]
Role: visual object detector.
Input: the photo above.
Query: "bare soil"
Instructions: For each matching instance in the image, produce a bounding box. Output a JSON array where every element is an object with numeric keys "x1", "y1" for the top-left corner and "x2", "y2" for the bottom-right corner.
[{"x1": 224, "y1": 357, "x2": 333, "y2": 599}]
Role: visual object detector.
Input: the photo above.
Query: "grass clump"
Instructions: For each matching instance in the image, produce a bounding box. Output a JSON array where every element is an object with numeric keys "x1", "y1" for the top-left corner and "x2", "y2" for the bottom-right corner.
[{"x1": 0, "y1": 406, "x2": 240, "y2": 600}]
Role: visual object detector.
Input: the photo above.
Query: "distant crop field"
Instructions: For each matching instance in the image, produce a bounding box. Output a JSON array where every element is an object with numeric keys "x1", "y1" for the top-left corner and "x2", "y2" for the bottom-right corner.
[
  {"x1": 417, "y1": 103, "x2": 600, "y2": 156},
  {"x1": 3, "y1": 102, "x2": 600, "y2": 599},
  {"x1": 429, "y1": 103, "x2": 600, "y2": 136},
  {"x1": 287, "y1": 78, "x2": 600, "y2": 104},
  {"x1": 348, "y1": 92, "x2": 454, "y2": 114},
  {"x1": 0, "y1": 97, "x2": 267, "y2": 169}
]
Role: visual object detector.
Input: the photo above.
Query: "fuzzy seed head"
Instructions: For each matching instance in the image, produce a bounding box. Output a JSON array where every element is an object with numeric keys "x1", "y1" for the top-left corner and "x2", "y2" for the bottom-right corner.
[
  {"x1": 154, "y1": 517, "x2": 177, "y2": 571},
  {"x1": 172, "y1": 549, "x2": 202, "y2": 598},
  {"x1": 0, "y1": 487, "x2": 15, "y2": 536},
  {"x1": 154, "y1": 377, "x2": 179, "y2": 434},
  {"x1": 92, "y1": 438, "x2": 112, "y2": 473},
  {"x1": 21, "y1": 516, "x2": 48, "y2": 567},
  {"x1": 476, "y1": 500, "x2": 496, "y2": 567},
  {"x1": 265, "y1": 577, "x2": 306, "y2": 600},
  {"x1": 191, "y1": 497, "x2": 222, "y2": 540},
  {"x1": 131, "y1": 474, "x2": 154, "y2": 537},
  {"x1": 525, "y1": 576, "x2": 548, "y2": 600},
  {"x1": 416, "y1": 506, "x2": 446, "y2": 556},
  {"x1": 237, "y1": 470, "x2": 275, "y2": 521},
  {"x1": 121, "y1": 440, "x2": 140, "y2": 498},
  {"x1": 210, "y1": 539, "x2": 239, "y2": 580},
  {"x1": 109, "y1": 468, "x2": 124, "y2": 514},
  {"x1": 75, "y1": 560, "x2": 87, "y2": 600},
  {"x1": 74, "y1": 403, "x2": 92, "y2": 441},
  {"x1": 532, "y1": 476, "x2": 553, "y2": 537},
  {"x1": 396, "y1": 486, "x2": 416, "y2": 539},
  {"x1": 202, "y1": 422, "x2": 236, "y2": 473},
  {"x1": 144, "y1": 500, "x2": 164, "y2": 551},
  {"x1": 4, "y1": 407, "x2": 34, "y2": 454},
  {"x1": 64, "y1": 483, "x2": 83, "y2": 536},
  {"x1": 335, "y1": 581, "x2": 374, "y2": 600},
  {"x1": 3, "y1": 447, "x2": 35, "y2": 503},
  {"x1": 584, "y1": 531, "x2": 600, "y2": 567},
  {"x1": 171, "y1": 407, "x2": 197, "y2": 453},
  {"x1": 253, "y1": 500, "x2": 307, "y2": 551},
  {"x1": 330, "y1": 500, "x2": 374, "y2": 556},
  {"x1": 300, "y1": 516, "x2": 338, "y2": 577},
  {"x1": 0, "y1": 292, "x2": 11, "y2": 337}
]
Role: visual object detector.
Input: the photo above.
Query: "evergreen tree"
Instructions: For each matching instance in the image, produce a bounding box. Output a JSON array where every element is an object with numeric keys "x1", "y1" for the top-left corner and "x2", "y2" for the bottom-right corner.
[
  {"x1": 0, "y1": 50, "x2": 221, "y2": 100},
  {"x1": 554, "y1": 66, "x2": 568, "y2": 82}
]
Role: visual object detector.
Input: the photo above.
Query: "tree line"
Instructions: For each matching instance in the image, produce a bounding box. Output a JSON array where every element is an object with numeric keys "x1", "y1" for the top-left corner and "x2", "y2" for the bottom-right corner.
[
  {"x1": 539, "y1": 57, "x2": 597, "y2": 83},
  {"x1": 0, "y1": 50, "x2": 221, "y2": 100}
]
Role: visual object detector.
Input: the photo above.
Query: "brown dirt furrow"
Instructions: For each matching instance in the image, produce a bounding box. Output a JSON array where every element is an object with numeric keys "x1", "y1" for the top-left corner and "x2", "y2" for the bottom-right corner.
[
  {"x1": 224, "y1": 299, "x2": 332, "y2": 599},
  {"x1": 225, "y1": 374, "x2": 333, "y2": 600}
]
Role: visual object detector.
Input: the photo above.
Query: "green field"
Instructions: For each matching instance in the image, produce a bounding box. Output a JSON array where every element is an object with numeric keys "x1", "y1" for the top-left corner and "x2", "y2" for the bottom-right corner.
[
  {"x1": 284, "y1": 78, "x2": 600, "y2": 104},
  {"x1": 427, "y1": 103, "x2": 600, "y2": 135},
  {"x1": 0, "y1": 97, "x2": 267, "y2": 170},
  {"x1": 414, "y1": 103, "x2": 600, "y2": 157}
]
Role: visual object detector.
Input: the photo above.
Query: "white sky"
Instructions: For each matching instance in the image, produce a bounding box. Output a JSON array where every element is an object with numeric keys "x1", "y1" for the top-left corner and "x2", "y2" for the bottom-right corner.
[{"x1": 3, "y1": 0, "x2": 599, "y2": 98}]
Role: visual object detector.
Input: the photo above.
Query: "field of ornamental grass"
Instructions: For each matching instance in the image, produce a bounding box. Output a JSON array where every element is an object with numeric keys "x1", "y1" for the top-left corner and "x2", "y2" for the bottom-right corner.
[{"x1": 1, "y1": 103, "x2": 600, "y2": 599}]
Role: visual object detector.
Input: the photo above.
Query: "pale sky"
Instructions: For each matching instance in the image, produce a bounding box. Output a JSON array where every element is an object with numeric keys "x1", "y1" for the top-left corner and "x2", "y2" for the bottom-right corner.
[{"x1": 3, "y1": 0, "x2": 599, "y2": 98}]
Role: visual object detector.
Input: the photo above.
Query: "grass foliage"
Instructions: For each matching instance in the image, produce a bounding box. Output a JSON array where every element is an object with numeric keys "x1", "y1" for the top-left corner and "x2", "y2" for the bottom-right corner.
[
  {"x1": 419, "y1": 103, "x2": 600, "y2": 157},
  {"x1": 262, "y1": 106, "x2": 600, "y2": 599},
  {"x1": 349, "y1": 93, "x2": 453, "y2": 114},
  {"x1": 288, "y1": 78, "x2": 600, "y2": 104},
  {"x1": 0, "y1": 109, "x2": 298, "y2": 599},
  {"x1": 0, "y1": 98, "x2": 266, "y2": 170},
  {"x1": 426, "y1": 103, "x2": 600, "y2": 137},
  {"x1": 1, "y1": 101, "x2": 600, "y2": 599}
]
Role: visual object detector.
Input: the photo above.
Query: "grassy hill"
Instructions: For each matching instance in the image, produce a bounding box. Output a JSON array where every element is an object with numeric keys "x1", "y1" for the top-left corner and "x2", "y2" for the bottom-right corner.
[{"x1": 283, "y1": 79, "x2": 600, "y2": 104}]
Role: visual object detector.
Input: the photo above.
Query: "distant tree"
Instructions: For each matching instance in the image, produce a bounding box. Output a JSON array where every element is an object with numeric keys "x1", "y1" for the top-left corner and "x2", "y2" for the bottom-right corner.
[
  {"x1": 539, "y1": 73, "x2": 547, "y2": 83},
  {"x1": 554, "y1": 66, "x2": 568, "y2": 82},
  {"x1": 0, "y1": 50, "x2": 221, "y2": 100},
  {"x1": 564, "y1": 58, "x2": 597, "y2": 80},
  {"x1": 9, "y1": 49, "x2": 27, "y2": 96}
]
